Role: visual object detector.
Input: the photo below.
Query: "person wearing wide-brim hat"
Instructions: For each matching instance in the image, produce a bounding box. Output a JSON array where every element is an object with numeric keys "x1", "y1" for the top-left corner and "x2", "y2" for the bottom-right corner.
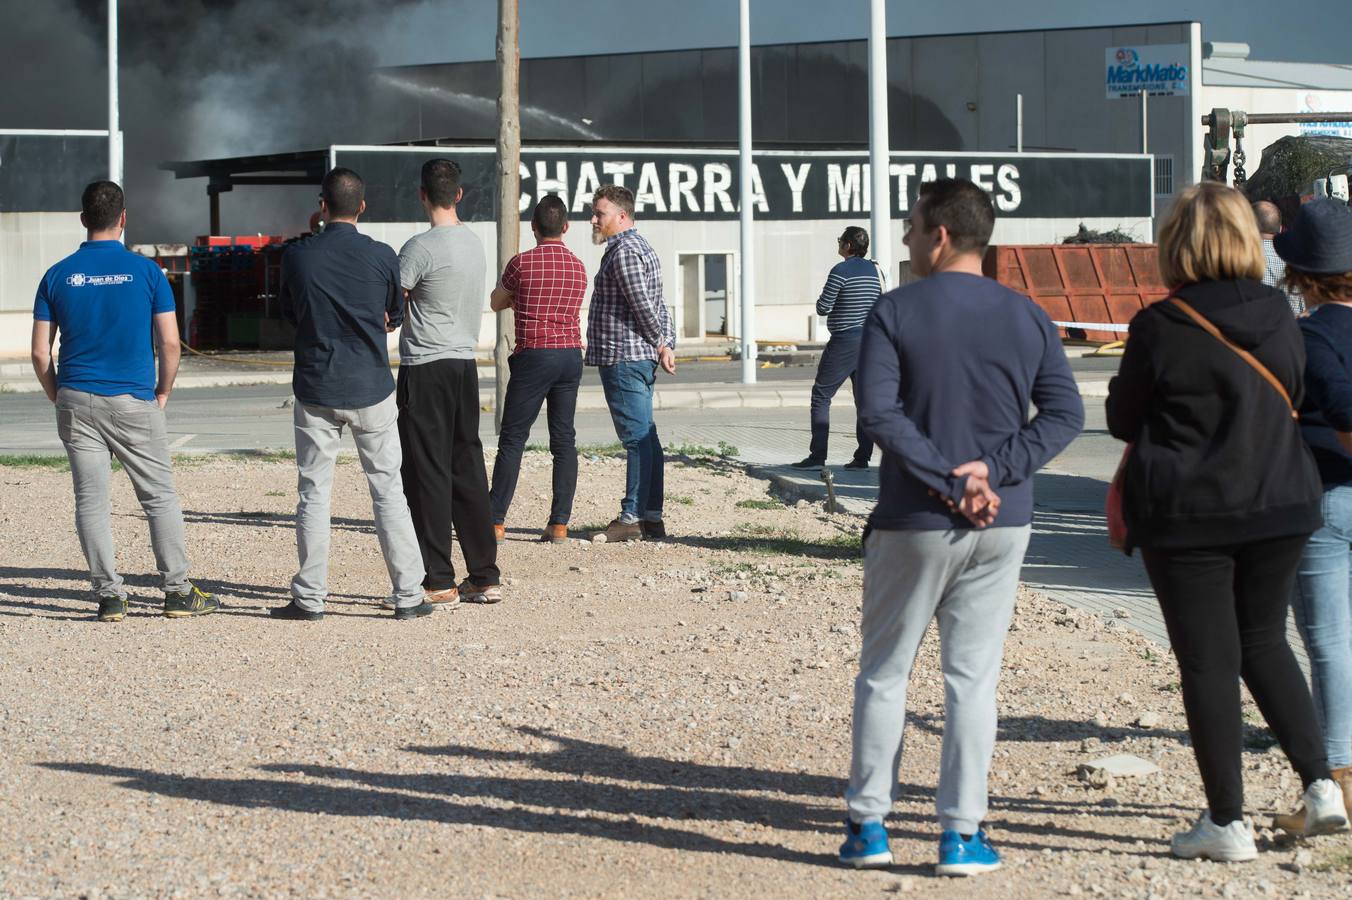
[{"x1": 1275, "y1": 197, "x2": 1352, "y2": 833}]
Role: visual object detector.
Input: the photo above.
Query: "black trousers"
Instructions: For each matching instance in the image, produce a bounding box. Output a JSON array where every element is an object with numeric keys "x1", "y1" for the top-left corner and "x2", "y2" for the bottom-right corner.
[
  {"x1": 397, "y1": 359, "x2": 500, "y2": 590},
  {"x1": 489, "y1": 348, "x2": 582, "y2": 526},
  {"x1": 1142, "y1": 533, "x2": 1329, "y2": 825},
  {"x1": 809, "y1": 329, "x2": 873, "y2": 464}
]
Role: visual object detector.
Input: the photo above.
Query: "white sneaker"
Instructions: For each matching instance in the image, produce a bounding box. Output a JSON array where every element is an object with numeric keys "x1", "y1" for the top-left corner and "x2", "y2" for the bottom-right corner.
[
  {"x1": 1302, "y1": 778, "x2": 1351, "y2": 836},
  {"x1": 1170, "y1": 813, "x2": 1257, "y2": 862}
]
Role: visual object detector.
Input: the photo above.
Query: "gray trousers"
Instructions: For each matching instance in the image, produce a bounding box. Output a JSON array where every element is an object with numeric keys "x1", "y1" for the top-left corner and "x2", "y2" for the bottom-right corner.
[
  {"x1": 291, "y1": 394, "x2": 425, "y2": 611},
  {"x1": 846, "y1": 525, "x2": 1031, "y2": 834},
  {"x1": 55, "y1": 388, "x2": 191, "y2": 599}
]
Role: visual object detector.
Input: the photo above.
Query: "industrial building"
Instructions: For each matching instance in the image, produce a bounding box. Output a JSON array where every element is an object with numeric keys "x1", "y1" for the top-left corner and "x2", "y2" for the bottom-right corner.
[{"x1": 3, "y1": 20, "x2": 1351, "y2": 355}]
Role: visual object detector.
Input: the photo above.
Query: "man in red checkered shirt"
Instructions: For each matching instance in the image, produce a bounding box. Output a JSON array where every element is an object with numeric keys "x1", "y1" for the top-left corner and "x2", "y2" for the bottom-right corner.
[{"x1": 488, "y1": 194, "x2": 587, "y2": 544}]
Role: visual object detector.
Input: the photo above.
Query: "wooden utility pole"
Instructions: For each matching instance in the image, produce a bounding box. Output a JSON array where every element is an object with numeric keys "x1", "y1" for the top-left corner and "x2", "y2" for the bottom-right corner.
[{"x1": 494, "y1": 0, "x2": 521, "y2": 432}]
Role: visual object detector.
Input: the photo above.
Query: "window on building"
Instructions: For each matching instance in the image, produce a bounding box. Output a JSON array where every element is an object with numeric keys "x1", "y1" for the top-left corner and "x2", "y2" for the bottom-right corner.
[{"x1": 1155, "y1": 156, "x2": 1175, "y2": 197}]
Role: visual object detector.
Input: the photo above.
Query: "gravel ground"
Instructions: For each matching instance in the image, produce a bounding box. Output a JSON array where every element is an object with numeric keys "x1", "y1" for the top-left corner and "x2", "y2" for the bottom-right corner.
[{"x1": 0, "y1": 451, "x2": 1349, "y2": 898}]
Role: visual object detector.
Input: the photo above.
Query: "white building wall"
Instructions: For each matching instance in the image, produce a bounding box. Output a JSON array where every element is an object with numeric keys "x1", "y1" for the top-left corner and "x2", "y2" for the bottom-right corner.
[
  {"x1": 359, "y1": 213, "x2": 1152, "y2": 351},
  {"x1": 0, "y1": 211, "x2": 87, "y2": 356}
]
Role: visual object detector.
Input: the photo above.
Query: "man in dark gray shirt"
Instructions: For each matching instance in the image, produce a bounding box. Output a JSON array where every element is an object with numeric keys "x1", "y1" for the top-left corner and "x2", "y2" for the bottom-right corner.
[
  {"x1": 273, "y1": 167, "x2": 432, "y2": 622},
  {"x1": 396, "y1": 159, "x2": 502, "y2": 606}
]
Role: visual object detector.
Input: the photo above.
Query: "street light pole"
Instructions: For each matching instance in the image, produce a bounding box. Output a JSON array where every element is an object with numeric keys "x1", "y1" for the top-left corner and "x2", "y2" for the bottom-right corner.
[
  {"x1": 108, "y1": 0, "x2": 123, "y2": 243},
  {"x1": 494, "y1": 0, "x2": 521, "y2": 432},
  {"x1": 738, "y1": 0, "x2": 756, "y2": 383},
  {"x1": 867, "y1": 0, "x2": 891, "y2": 283}
]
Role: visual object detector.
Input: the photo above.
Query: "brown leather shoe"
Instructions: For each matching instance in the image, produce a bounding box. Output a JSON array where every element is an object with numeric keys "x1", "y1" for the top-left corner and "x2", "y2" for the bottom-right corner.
[
  {"x1": 594, "y1": 518, "x2": 642, "y2": 543},
  {"x1": 493, "y1": 524, "x2": 506, "y2": 544},
  {"x1": 642, "y1": 519, "x2": 667, "y2": 540},
  {"x1": 424, "y1": 586, "x2": 460, "y2": 605},
  {"x1": 541, "y1": 524, "x2": 568, "y2": 544}
]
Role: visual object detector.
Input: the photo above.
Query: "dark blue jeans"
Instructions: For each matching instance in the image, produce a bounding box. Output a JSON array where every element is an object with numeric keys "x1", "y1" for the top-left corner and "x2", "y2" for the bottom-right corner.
[
  {"x1": 489, "y1": 348, "x2": 582, "y2": 526},
  {"x1": 810, "y1": 329, "x2": 873, "y2": 463},
  {"x1": 598, "y1": 359, "x2": 664, "y2": 522}
]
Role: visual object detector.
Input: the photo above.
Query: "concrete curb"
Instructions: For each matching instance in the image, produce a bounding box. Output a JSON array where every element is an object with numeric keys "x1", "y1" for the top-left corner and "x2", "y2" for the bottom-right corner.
[
  {"x1": 746, "y1": 463, "x2": 877, "y2": 517},
  {"x1": 1, "y1": 375, "x2": 1113, "y2": 407}
]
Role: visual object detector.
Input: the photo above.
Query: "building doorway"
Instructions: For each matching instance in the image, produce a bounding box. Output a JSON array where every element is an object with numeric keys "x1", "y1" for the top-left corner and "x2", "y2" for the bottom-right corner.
[{"x1": 677, "y1": 252, "x2": 732, "y2": 338}]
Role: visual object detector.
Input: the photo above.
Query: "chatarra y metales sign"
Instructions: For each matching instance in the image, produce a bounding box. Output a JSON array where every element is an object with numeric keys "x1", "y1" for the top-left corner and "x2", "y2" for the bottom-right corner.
[
  {"x1": 1105, "y1": 45, "x2": 1190, "y2": 99},
  {"x1": 344, "y1": 148, "x2": 1153, "y2": 223}
]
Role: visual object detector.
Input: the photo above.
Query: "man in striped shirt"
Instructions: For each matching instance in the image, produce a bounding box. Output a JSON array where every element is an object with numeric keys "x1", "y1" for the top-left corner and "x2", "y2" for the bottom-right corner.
[
  {"x1": 585, "y1": 184, "x2": 677, "y2": 543},
  {"x1": 488, "y1": 195, "x2": 587, "y2": 544},
  {"x1": 793, "y1": 226, "x2": 884, "y2": 469}
]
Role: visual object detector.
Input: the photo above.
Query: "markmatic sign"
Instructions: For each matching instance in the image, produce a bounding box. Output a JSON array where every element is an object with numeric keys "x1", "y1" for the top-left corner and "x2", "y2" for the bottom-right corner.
[
  {"x1": 1105, "y1": 44, "x2": 1190, "y2": 99},
  {"x1": 342, "y1": 147, "x2": 1153, "y2": 223}
]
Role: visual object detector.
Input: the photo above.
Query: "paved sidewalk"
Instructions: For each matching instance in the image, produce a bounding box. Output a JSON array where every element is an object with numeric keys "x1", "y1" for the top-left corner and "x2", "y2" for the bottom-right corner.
[
  {"x1": 0, "y1": 346, "x2": 1113, "y2": 404},
  {"x1": 752, "y1": 462, "x2": 1311, "y2": 671}
]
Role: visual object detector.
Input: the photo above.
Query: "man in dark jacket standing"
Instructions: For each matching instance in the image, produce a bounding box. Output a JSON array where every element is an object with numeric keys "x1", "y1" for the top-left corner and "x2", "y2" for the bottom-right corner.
[
  {"x1": 838, "y1": 180, "x2": 1083, "y2": 875},
  {"x1": 271, "y1": 167, "x2": 432, "y2": 621}
]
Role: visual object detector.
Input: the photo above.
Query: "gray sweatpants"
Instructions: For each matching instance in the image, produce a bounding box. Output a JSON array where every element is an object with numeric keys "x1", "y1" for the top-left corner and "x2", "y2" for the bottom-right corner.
[
  {"x1": 291, "y1": 394, "x2": 425, "y2": 611},
  {"x1": 55, "y1": 387, "x2": 191, "y2": 599},
  {"x1": 846, "y1": 525, "x2": 1031, "y2": 834}
]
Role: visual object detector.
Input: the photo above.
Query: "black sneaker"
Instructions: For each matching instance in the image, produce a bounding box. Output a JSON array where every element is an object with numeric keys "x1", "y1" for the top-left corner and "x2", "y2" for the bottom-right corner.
[
  {"x1": 393, "y1": 601, "x2": 436, "y2": 620},
  {"x1": 97, "y1": 594, "x2": 127, "y2": 622},
  {"x1": 844, "y1": 458, "x2": 870, "y2": 470},
  {"x1": 791, "y1": 456, "x2": 826, "y2": 469},
  {"x1": 269, "y1": 600, "x2": 323, "y2": 621},
  {"x1": 163, "y1": 584, "x2": 219, "y2": 618},
  {"x1": 642, "y1": 519, "x2": 667, "y2": 540}
]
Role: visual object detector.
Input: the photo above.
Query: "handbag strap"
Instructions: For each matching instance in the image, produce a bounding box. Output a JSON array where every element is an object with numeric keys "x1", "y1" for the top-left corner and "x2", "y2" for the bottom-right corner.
[{"x1": 1168, "y1": 297, "x2": 1298, "y2": 419}]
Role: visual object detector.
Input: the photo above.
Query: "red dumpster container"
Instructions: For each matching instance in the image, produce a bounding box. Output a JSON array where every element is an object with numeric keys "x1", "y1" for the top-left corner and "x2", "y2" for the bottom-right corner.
[{"x1": 983, "y1": 244, "x2": 1169, "y2": 342}]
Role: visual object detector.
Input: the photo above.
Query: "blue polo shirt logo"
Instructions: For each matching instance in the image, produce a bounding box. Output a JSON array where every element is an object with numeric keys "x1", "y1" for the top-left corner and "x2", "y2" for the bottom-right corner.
[{"x1": 65, "y1": 273, "x2": 134, "y2": 287}]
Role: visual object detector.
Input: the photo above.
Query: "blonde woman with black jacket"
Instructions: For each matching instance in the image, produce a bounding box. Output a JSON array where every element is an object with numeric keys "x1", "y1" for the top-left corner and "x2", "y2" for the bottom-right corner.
[{"x1": 1106, "y1": 182, "x2": 1348, "y2": 861}]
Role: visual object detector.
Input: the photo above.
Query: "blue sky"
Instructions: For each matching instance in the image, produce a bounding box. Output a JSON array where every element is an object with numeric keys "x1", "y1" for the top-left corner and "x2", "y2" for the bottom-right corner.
[{"x1": 383, "y1": 0, "x2": 1348, "y2": 67}]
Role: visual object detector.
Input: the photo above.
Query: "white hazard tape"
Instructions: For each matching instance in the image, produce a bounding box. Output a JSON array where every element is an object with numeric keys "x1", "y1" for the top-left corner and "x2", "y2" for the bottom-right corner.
[{"x1": 1051, "y1": 321, "x2": 1131, "y2": 333}]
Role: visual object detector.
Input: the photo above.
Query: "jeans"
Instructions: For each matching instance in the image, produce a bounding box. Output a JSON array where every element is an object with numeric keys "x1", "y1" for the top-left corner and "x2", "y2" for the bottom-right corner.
[
  {"x1": 490, "y1": 348, "x2": 582, "y2": 526},
  {"x1": 1142, "y1": 534, "x2": 1330, "y2": 825},
  {"x1": 846, "y1": 526, "x2": 1031, "y2": 833},
  {"x1": 1293, "y1": 484, "x2": 1352, "y2": 768},
  {"x1": 809, "y1": 329, "x2": 873, "y2": 464},
  {"x1": 598, "y1": 359, "x2": 664, "y2": 523},
  {"x1": 397, "y1": 359, "x2": 500, "y2": 590},
  {"x1": 54, "y1": 387, "x2": 191, "y2": 599},
  {"x1": 291, "y1": 394, "x2": 425, "y2": 611}
]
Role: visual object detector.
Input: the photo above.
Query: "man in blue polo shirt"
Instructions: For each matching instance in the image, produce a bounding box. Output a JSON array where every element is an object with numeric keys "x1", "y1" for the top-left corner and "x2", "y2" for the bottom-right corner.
[{"x1": 30, "y1": 180, "x2": 216, "y2": 622}]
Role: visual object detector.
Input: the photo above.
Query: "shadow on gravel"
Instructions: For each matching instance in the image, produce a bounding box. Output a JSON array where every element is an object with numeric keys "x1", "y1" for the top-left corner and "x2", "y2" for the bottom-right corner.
[
  {"x1": 410, "y1": 728, "x2": 1188, "y2": 829},
  {"x1": 660, "y1": 534, "x2": 861, "y2": 560},
  {"x1": 903, "y1": 712, "x2": 1189, "y2": 745},
  {"x1": 40, "y1": 725, "x2": 1177, "y2": 868},
  {"x1": 181, "y1": 509, "x2": 375, "y2": 534},
  {"x1": 0, "y1": 565, "x2": 378, "y2": 617}
]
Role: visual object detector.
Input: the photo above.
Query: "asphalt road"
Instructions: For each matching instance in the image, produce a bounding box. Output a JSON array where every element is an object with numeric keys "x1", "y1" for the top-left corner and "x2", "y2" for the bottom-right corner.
[{"x1": 1, "y1": 375, "x2": 1121, "y2": 479}]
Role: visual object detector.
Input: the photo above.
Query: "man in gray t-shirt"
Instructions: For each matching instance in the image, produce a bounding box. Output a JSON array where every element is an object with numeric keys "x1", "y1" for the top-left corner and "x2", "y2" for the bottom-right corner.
[
  {"x1": 395, "y1": 159, "x2": 502, "y2": 607},
  {"x1": 399, "y1": 224, "x2": 486, "y2": 362}
]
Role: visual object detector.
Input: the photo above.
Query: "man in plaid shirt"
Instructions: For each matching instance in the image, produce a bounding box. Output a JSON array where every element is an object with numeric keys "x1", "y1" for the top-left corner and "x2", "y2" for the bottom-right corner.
[
  {"x1": 586, "y1": 184, "x2": 677, "y2": 542},
  {"x1": 1255, "y1": 200, "x2": 1305, "y2": 316},
  {"x1": 488, "y1": 195, "x2": 587, "y2": 544}
]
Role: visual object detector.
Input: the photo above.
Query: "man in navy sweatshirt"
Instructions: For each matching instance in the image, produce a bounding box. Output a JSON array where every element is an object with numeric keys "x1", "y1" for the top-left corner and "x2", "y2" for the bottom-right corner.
[{"x1": 837, "y1": 179, "x2": 1083, "y2": 875}]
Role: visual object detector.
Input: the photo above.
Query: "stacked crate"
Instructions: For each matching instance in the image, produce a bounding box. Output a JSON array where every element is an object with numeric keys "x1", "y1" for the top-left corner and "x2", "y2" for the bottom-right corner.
[{"x1": 187, "y1": 236, "x2": 285, "y2": 349}]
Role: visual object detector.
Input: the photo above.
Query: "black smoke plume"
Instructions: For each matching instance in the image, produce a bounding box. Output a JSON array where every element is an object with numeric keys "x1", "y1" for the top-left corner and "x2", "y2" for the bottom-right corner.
[{"x1": 0, "y1": 0, "x2": 446, "y2": 241}]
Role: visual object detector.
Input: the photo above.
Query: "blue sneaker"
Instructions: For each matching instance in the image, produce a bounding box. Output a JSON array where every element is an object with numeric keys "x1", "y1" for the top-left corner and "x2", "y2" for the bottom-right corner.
[
  {"x1": 936, "y1": 829, "x2": 1002, "y2": 876},
  {"x1": 838, "y1": 818, "x2": 892, "y2": 868}
]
